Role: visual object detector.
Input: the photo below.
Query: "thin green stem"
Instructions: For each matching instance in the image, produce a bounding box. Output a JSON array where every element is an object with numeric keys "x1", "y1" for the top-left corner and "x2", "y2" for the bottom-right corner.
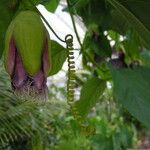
[
  {"x1": 66, "y1": 0, "x2": 82, "y2": 46},
  {"x1": 66, "y1": 0, "x2": 103, "y2": 71},
  {"x1": 29, "y1": 0, "x2": 65, "y2": 43}
]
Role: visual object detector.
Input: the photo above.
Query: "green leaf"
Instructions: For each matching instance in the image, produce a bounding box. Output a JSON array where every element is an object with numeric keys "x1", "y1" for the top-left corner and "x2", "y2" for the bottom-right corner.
[
  {"x1": 74, "y1": 0, "x2": 109, "y2": 27},
  {"x1": 109, "y1": 10, "x2": 129, "y2": 34},
  {"x1": 42, "y1": 0, "x2": 60, "y2": 12},
  {"x1": 92, "y1": 134, "x2": 113, "y2": 150},
  {"x1": 83, "y1": 31, "x2": 111, "y2": 58},
  {"x1": 140, "y1": 50, "x2": 150, "y2": 68},
  {"x1": 75, "y1": 77, "x2": 106, "y2": 117},
  {"x1": 107, "y1": 0, "x2": 150, "y2": 49},
  {"x1": 30, "y1": 0, "x2": 48, "y2": 5},
  {"x1": 122, "y1": 30, "x2": 141, "y2": 60},
  {"x1": 110, "y1": 66, "x2": 150, "y2": 126},
  {"x1": 49, "y1": 40, "x2": 67, "y2": 76},
  {"x1": 0, "y1": 0, "x2": 18, "y2": 58},
  {"x1": 113, "y1": 125, "x2": 133, "y2": 149}
]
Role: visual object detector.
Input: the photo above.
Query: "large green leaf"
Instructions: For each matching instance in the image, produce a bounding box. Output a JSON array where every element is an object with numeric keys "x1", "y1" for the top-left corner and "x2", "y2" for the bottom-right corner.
[
  {"x1": 109, "y1": 10, "x2": 129, "y2": 34},
  {"x1": 75, "y1": 77, "x2": 106, "y2": 117},
  {"x1": 110, "y1": 66, "x2": 150, "y2": 126},
  {"x1": 0, "y1": 0, "x2": 18, "y2": 58},
  {"x1": 107, "y1": 0, "x2": 150, "y2": 49},
  {"x1": 73, "y1": 0, "x2": 109, "y2": 28},
  {"x1": 49, "y1": 40, "x2": 67, "y2": 76}
]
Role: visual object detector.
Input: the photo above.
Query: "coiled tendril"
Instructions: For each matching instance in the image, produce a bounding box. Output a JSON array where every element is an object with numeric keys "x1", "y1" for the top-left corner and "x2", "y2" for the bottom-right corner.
[
  {"x1": 65, "y1": 35, "x2": 95, "y2": 136},
  {"x1": 65, "y1": 35, "x2": 80, "y2": 119}
]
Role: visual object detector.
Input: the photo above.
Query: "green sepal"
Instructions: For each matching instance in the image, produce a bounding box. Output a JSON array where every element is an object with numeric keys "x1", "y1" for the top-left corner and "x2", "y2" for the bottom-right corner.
[{"x1": 4, "y1": 10, "x2": 51, "y2": 76}]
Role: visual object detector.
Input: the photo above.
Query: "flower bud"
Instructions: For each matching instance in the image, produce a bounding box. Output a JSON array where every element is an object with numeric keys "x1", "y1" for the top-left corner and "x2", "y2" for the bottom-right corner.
[{"x1": 4, "y1": 10, "x2": 51, "y2": 99}]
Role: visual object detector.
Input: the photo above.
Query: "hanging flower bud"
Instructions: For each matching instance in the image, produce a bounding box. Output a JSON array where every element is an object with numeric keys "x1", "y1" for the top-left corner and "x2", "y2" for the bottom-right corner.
[{"x1": 4, "y1": 10, "x2": 51, "y2": 99}]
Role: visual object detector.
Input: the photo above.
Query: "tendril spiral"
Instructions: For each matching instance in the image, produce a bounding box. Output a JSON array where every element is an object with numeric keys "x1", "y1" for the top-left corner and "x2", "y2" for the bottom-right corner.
[
  {"x1": 65, "y1": 34, "x2": 81, "y2": 120},
  {"x1": 65, "y1": 34, "x2": 95, "y2": 136}
]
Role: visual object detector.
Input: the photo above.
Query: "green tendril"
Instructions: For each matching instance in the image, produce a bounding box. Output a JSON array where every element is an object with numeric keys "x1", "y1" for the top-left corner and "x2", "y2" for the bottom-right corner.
[{"x1": 65, "y1": 35, "x2": 96, "y2": 136}]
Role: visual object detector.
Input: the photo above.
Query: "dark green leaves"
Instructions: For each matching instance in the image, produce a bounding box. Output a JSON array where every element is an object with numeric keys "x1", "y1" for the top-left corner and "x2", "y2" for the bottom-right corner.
[
  {"x1": 73, "y1": 0, "x2": 109, "y2": 28},
  {"x1": 30, "y1": 0, "x2": 49, "y2": 5},
  {"x1": 111, "y1": 67, "x2": 150, "y2": 126},
  {"x1": 75, "y1": 77, "x2": 106, "y2": 117},
  {"x1": 109, "y1": 10, "x2": 129, "y2": 34},
  {"x1": 83, "y1": 32, "x2": 111, "y2": 58},
  {"x1": 141, "y1": 50, "x2": 150, "y2": 68},
  {"x1": 0, "y1": 0, "x2": 18, "y2": 58},
  {"x1": 107, "y1": 0, "x2": 150, "y2": 49},
  {"x1": 49, "y1": 40, "x2": 67, "y2": 76},
  {"x1": 122, "y1": 31, "x2": 141, "y2": 60},
  {"x1": 31, "y1": 0, "x2": 60, "y2": 12}
]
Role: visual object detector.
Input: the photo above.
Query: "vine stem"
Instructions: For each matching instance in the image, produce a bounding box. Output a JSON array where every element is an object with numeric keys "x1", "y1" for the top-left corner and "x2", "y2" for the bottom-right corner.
[
  {"x1": 29, "y1": 0, "x2": 66, "y2": 43},
  {"x1": 66, "y1": 0, "x2": 82, "y2": 46},
  {"x1": 66, "y1": 0, "x2": 103, "y2": 71}
]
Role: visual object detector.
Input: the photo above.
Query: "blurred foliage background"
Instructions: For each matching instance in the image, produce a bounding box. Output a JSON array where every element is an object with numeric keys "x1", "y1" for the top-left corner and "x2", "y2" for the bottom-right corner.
[{"x1": 0, "y1": 62, "x2": 139, "y2": 149}]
